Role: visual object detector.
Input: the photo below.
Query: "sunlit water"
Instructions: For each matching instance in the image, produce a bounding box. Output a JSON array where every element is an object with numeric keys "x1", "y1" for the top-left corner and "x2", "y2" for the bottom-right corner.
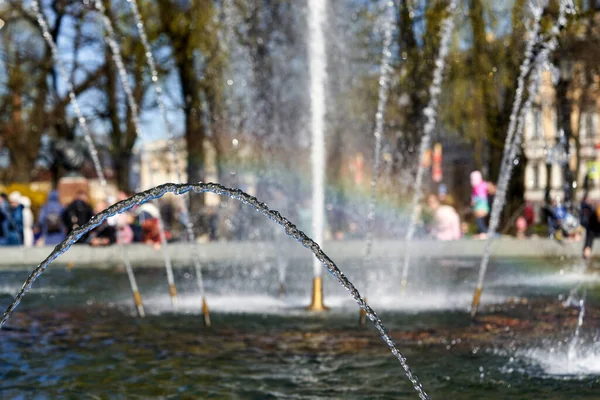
[{"x1": 2, "y1": 256, "x2": 600, "y2": 398}]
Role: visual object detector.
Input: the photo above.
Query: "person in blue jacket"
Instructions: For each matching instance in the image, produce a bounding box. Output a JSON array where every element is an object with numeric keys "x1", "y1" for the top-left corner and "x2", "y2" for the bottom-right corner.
[{"x1": 37, "y1": 190, "x2": 66, "y2": 246}]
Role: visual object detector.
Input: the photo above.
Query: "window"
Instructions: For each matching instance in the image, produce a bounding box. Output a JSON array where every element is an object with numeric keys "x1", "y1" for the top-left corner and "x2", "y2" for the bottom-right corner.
[
  {"x1": 587, "y1": 112, "x2": 596, "y2": 139},
  {"x1": 532, "y1": 107, "x2": 542, "y2": 139},
  {"x1": 532, "y1": 163, "x2": 539, "y2": 189}
]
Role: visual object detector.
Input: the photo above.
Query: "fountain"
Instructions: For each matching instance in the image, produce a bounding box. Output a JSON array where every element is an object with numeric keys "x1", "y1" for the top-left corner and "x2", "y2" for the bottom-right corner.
[{"x1": 2, "y1": 0, "x2": 599, "y2": 398}]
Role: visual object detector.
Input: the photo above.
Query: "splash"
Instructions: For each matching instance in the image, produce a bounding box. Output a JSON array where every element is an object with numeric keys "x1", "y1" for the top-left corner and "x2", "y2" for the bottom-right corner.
[
  {"x1": 0, "y1": 183, "x2": 429, "y2": 399},
  {"x1": 507, "y1": 343, "x2": 600, "y2": 378}
]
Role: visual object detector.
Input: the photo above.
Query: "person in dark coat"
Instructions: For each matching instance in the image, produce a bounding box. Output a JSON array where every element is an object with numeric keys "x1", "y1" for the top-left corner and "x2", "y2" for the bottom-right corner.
[
  {"x1": 37, "y1": 190, "x2": 66, "y2": 246},
  {"x1": 581, "y1": 195, "x2": 600, "y2": 260},
  {"x1": 88, "y1": 201, "x2": 116, "y2": 246},
  {"x1": 6, "y1": 192, "x2": 24, "y2": 246},
  {"x1": 62, "y1": 190, "x2": 94, "y2": 244},
  {"x1": 0, "y1": 193, "x2": 10, "y2": 245}
]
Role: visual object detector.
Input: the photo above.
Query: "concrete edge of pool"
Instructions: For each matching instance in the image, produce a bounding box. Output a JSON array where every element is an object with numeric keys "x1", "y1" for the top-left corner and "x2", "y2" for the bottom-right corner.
[{"x1": 0, "y1": 237, "x2": 589, "y2": 269}]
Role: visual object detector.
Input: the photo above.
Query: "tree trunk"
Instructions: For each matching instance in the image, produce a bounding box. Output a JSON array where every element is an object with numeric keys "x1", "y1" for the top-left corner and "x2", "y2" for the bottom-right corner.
[
  {"x1": 177, "y1": 58, "x2": 206, "y2": 222},
  {"x1": 114, "y1": 150, "x2": 132, "y2": 191}
]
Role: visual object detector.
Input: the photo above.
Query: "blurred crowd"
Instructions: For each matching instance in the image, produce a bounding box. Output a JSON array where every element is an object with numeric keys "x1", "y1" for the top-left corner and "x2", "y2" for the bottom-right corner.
[
  {"x1": 0, "y1": 170, "x2": 592, "y2": 248},
  {"x1": 0, "y1": 189, "x2": 177, "y2": 249}
]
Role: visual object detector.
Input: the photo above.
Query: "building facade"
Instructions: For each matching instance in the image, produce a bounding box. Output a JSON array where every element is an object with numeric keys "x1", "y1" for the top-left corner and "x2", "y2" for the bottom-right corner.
[{"x1": 523, "y1": 67, "x2": 600, "y2": 221}]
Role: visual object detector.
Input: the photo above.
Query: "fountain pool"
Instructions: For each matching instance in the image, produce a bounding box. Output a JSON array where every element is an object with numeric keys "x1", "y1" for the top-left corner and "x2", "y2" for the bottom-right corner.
[{"x1": 1, "y1": 256, "x2": 599, "y2": 399}]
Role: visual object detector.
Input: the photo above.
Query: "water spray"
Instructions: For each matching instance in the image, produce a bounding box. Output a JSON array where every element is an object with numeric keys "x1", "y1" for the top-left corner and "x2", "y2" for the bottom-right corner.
[
  {"x1": 31, "y1": 0, "x2": 145, "y2": 318},
  {"x1": 400, "y1": 0, "x2": 457, "y2": 292},
  {"x1": 92, "y1": 0, "x2": 179, "y2": 312}
]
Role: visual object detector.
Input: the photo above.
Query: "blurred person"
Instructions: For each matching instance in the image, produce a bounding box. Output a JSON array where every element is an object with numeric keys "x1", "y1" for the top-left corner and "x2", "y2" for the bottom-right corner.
[
  {"x1": 37, "y1": 190, "x2": 66, "y2": 246},
  {"x1": 470, "y1": 171, "x2": 495, "y2": 239},
  {"x1": 546, "y1": 197, "x2": 579, "y2": 241},
  {"x1": 550, "y1": 197, "x2": 566, "y2": 239},
  {"x1": 62, "y1": 190, "x2": 94, "y2": 244},
  {"x1": 0, "y1": 193, "x2": 9, "y2": 245},
  {"x1": 460, "y1": 221, "x2": 470, "y2": 237},
  {"x1": 20, "y1": 196, "x2": 34, "y2": 247},
  {"x1": 141, "y1": 217, "x2": 171, "y2": 250},
  {"x1": 88, "y1": 201, "x2": 116, "y2": 246},
  {"x1": 6, "y1": 191, "x2": 23, "y2": 246},
  {"x1": 133, "y1": 201, "x2": 161, "y2": 242},
  {"x1": 515, "y1": 216, "x2": 527, "y2": 239},
  {"x1": 580, "y1": 195, "x2": 597, "y2": 260},
  {"x1": 524, "y1": 201, "x2": 535, "y2": 228},
  {"x1": 438, "y1": 183, "x2": 448, "y2": 203},
  {"x1": 582, "y1": 208, "x2": 600, "y2": 261},
  {"x1": 426, "y1": 194, "x2": 461, "y2": 241},
  {"x1": 114, "y1": 191, "x2": 134, "y2": 244}
]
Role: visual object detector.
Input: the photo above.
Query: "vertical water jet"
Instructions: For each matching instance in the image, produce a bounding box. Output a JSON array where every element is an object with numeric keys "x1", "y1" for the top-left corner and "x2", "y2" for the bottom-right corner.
[{"x1": 307, "y1": 0, "x2": 328, "y2": 312}]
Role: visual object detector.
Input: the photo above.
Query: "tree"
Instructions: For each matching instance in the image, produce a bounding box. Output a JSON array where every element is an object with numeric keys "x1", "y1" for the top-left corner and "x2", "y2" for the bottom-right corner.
[{"x1": 0, "y1": 1, "x2": 103, "y2": 184}]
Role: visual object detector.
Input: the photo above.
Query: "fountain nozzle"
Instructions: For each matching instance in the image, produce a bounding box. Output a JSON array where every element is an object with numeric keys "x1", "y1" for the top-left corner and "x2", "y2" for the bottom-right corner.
[
  {"x1": 470, "y1": 286, "x2": 483, "y2": 319},
  {"x1": 202, "y1": 296, "x2": 211, "y2": 327},
  {"x1": 359, "y1": 297, "x2": 368, "y2": 326},
  {"x1": 307, "y1": 276, "x2": 328, "y2": 312},
  {"x1": 279, "y1": 282, "x2": 286, "y2": 298},
  {"x1": 133, "y1": 290, "x2": 145, "y2": 318},
  {"x1": 169, "y1": 283, "x2": 179, "y2": 311},
  {"x1": 400, "y1": 278, "x2": 408, "y2": 294}
]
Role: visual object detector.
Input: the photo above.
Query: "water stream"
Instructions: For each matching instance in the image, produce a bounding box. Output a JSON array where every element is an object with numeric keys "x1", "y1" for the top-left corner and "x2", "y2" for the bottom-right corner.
[
  {"x1": 361, "y1": 0, "x2": 395, "y2": 274},
  {"x1": 400, "y1": 0, "x2": 458, "y2": 288},
  {"x1": 125, "y1": 0, "x2": 208, "y2": 314},
  {"x1": 92, "y1": 0, "x2": 179, "y2": 310},
  {"x1": 0, "y1": 182, "x2": 429, "y2": 399},
  {"x1": 308, "y1": 0, "x2": 327, "y2": 279},
  {"x1": 472, "y1": 0, "x2": 576, "y2": 317},
  {"x1": 31, "y1": 0, "x2": 144, "y2": 317}
]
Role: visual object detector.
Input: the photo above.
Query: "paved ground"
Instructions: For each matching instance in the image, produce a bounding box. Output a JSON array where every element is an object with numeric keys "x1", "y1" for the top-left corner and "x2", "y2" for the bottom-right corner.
[{"x1": 0, "y1": 237, "x2": 587, "y2": 269}]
